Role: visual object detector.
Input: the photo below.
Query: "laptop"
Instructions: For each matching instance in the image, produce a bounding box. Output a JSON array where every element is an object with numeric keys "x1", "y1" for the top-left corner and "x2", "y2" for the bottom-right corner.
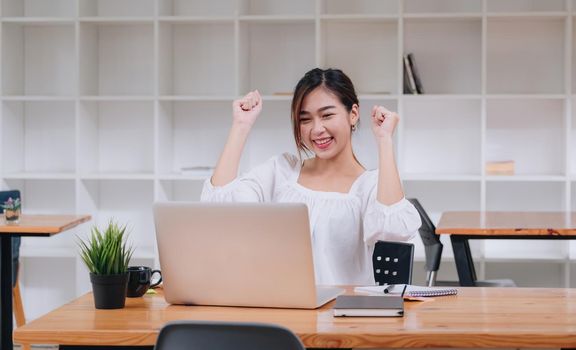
[{"x1": 153, "y1": 202, "x2": 343, "y2": 309}]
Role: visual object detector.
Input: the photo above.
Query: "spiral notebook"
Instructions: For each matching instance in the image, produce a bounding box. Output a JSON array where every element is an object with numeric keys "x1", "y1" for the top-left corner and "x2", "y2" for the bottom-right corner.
[{"x1": 355, "y1": 284, "x2": 458, "y2": 297}]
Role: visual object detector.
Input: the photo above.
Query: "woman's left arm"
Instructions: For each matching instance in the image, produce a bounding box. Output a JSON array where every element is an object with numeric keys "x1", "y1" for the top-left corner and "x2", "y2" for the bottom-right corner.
[{"x1": 371, "y1": 105, "x2": 404, "y2": 205}]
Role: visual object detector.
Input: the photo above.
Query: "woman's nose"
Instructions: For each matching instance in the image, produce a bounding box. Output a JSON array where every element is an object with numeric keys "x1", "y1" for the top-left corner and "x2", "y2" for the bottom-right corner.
[{"x1": 311, "y1": 119, "x2": 325, "y2": 133}]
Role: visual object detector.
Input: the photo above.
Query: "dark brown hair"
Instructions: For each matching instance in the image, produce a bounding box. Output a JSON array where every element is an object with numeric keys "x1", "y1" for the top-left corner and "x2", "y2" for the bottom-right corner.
[{"x1": 291, "y1": 68, "x2": 359, "y2": 157}]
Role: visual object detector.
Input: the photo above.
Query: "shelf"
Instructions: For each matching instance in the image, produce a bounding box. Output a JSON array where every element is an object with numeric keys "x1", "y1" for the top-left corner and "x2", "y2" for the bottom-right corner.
[
  {"x1": 78, "y1": 101, "x2": 154, "y2": 174},
  {"x1": 403, "y1": 98, "x2": 481, "y2": 175},
  {"x1": 2, "y1": 22, "x2": 75, "y2": 96},
  {"x1": 157, "y1": 16, "x2": 236, "y2": 23},
  {"x1": 79, "y1": 0, "x2": 155, "y2": 17},
  {"x1": 2, "y1": 172, "x2": 76, "y2": 180},
  {"x1": 485, "y1": 175, "x2": 567, "y2": 182},
  {"x1": 77, "y1": 179, "x2": 156, "y2": 249},
  {"x1": 322, "y1": 20, "x2": 398, "y2": 95},
  {"x1": 2, "y1": 96, "x2": 76, "y2": 101},
  {"x1": 486, "y1": 99, "x2": 565, "y2": 176},
  {"x1": 79, "y1": 22, "x2": 154, "y2": 96},
  {"x1": 486, "y1": 181, "x2": 566, "y2": 211},
  {"x1": 158, "y1": 0, "x2": 236, "y2": 17},
  {"x1": 485, "y1": 12, "x2": 568, "y2": 19},
  {"x1": 486, "y1": 0, "x2": 566, "y2": 13},
  {"x1": 157, "y1": 179, "x2": 204, "y2": 201},
  {"x1": 486, "y1": 17, "x2": 564, "y2": 94},
  {"x1": 402, "y1": 174, "x2": 481, "y2": 181},
  {"x1": 158, "y1": 95, "x2": 236, "y2": 101},
  {"x1": 159, "y1": 22, "x2": 236, "y2": 96},
  {"x1": 239, "y1": 21, "x2": 315, "y2": 95},
  {"x1": 1, "y1": 18, "x2": 76, "y2": 24},
  {"x1": 486, "y1": 94, "x2": 567, "y2": 99},
  {"x1": 403, "y1": 13, "x2": 482, "y2": 20},
  {"x1": 404, "y1": 18, "x2": 481, "y2": 94},
  {"x1": 238, "y1": 0, "x2": 315, "y2": 16},
  {"x1": 157, "y1": 101, "x2": 233, "y2": 175},
  {"x1": 2, "y1": 101, "x2": 75, "y2": 173},
  {"x1": 157, "y1": 174, "x2": 209, "y2": 181},
  {"x1": 403, "y1": 0, "x2": 482, "y2": 14},
  {"x1": 2, "y1": 0, "x2": 76, "y2": 17},
  {"x1": 403, "y1": 180, "x2": 482, "y2": 213},
  {"x1": 78, "y1": 17, "x2": 155, "y2": 23},
  {"x1": 79, "y1": 96, "x2": 155, "y2": 101},
  {"x1": 319, "y1": 14, "x2": 399, "y2": 21},
  {"x1": 238, "y1": 15, "x2": 315, "y2": 23},
  {"x1": 79, "y1": 173, "x2": 155, "y2": 180},
  {"x1": 321, "y1": 0, "x2": 399, "y2": 15}
]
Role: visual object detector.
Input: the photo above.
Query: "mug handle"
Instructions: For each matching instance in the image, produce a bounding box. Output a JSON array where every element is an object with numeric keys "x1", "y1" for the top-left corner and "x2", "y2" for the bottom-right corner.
[{"x1": 150, "y1": 270, "x2": 162, "y2": 288}]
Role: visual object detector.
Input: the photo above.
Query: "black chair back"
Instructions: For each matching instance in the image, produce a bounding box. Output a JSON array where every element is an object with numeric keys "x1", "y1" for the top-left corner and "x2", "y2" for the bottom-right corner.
[
  {"x1": 372, "y1": 241, "x2": 414, "y2": 285},
  {"x1": 408, "y1": 198, "x2": 443, "y2": 274},
  {"x1": 155, "y1": 321, "x2": 306, "y2": 350}
]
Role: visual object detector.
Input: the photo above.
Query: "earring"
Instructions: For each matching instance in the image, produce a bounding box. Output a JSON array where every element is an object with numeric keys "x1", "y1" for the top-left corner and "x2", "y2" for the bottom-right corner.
[{"x1": 351, "y1": 124, "x2": 357, "y2": 132}]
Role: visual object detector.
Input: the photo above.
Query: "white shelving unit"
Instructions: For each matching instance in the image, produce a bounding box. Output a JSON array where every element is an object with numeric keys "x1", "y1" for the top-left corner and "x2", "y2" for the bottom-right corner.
[{"x1": 1, "y1": 0, "x2": 576, "y2": 321}]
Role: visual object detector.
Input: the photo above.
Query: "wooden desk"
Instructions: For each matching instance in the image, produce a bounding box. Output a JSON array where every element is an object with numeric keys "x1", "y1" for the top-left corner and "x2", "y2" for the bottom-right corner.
[
  {"x1": 14, "y1": 287, "x2": 576, "y2": 349},
  {"x1": 1, "y1": 215, "x2": 91, "y2": 350},
  {"x1": 436, "y1": 211, "x2": 576, "y2": 286}
]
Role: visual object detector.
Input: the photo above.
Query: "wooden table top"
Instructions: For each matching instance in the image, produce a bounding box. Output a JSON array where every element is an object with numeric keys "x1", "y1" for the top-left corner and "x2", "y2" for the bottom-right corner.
[
  {"x1": 436, "y1": 211, "x2": 576, "y2": 236},
  {"x1": 14, "y1": 287, "x2": 576, "y2": 349},
  {"x1": 0, "y1": 215, "x2": 91, "y2": 235}
]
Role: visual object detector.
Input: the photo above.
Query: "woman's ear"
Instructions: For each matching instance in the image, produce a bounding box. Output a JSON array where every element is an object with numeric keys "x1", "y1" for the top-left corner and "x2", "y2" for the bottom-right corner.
[{"x1": 350, "y1": 104, "x2": 360, "y2": 126}]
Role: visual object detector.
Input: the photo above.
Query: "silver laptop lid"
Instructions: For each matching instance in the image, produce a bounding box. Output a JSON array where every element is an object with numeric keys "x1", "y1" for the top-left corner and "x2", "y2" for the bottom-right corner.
[{"x1": 153, "y1": 202, "x2": 320, "y2": 308}]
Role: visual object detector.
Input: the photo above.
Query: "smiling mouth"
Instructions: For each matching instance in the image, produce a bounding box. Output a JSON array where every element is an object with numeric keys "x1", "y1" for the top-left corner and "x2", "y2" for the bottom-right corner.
[{"x1": 313, "y1": 137, "x2": 333, "y2": 149}]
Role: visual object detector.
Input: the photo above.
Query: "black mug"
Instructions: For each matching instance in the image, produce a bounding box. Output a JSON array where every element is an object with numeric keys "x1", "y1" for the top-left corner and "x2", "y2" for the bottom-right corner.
[{"x1": 127, "y1": 266, "x2": 162, "y2": 298}]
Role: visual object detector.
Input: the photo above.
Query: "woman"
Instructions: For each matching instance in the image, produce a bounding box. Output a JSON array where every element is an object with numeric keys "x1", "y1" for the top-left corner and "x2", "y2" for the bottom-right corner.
[{"x1": 201, "y1": 68, "x2": 421, "y2": 285}]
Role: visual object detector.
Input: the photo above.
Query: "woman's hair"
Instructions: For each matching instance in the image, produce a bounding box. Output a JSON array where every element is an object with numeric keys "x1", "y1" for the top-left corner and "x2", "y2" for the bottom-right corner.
[{"x1": 291, "y1": 68, "x2": 359, "y2": 157}]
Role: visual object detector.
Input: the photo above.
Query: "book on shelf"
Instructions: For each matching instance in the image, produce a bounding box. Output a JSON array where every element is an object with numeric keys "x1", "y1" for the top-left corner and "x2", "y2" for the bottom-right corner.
[
  {"x1": 403, "y1": 53, "x2": 424, "y2": 95},
  {"x1": 485, "y1": 160, "x2": 515, "y2": 176},
  {"x1": 354, "y1": 284, "x2": 458, "y2": 298},
  {"x1": 333, "y1": 294, "x2": 404, "y2": 317}
]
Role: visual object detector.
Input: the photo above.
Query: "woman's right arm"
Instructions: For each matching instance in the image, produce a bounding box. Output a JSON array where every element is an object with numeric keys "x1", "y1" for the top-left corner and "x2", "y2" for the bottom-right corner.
[{"x1": 211, "y1": 90, "x2": 262, "y2": 186}]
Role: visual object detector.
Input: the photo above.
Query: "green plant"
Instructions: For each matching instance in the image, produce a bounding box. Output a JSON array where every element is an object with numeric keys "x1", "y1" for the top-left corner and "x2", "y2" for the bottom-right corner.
[
  {"x1": 2, "y1": 197, "x2": 21, "y2": 211},
  {"x1": 78, "y1": 220, "x2": 134, "y2": 276}
]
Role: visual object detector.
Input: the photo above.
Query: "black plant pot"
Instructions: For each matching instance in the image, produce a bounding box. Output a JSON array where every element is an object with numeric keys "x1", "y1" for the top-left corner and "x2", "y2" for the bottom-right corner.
[{"x1": 90, "y1": 273, "x2": 129, "y2": 309}]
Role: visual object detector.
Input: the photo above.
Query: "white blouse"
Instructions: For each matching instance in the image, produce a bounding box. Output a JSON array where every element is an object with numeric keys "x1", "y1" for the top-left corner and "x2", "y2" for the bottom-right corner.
[{"x1": 201, "y1": 153, "x2": 421, "y2": 286}]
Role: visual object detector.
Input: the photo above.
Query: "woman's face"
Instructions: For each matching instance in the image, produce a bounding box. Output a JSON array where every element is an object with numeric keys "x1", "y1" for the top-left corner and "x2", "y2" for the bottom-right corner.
[{"x1": 298, "y1": 87, "x2": 358, "y2": 160}]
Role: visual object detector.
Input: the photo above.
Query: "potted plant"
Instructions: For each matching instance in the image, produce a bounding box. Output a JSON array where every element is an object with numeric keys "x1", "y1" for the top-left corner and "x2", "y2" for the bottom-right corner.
[
  {"x1": 78, "y1": 220, "x2": 134, "y2": 309},
  {"x1": 2, "y1": 197, "x2": 21, "y2": 224}
]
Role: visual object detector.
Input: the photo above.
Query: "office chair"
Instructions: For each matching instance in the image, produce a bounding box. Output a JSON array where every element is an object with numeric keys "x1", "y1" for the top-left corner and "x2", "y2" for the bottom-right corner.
[
  {"x1": 372, "y1": 241, "x2": 414, "y2": 285},
  {"x1": 155, "y1": 321, "x2": 305, "y2": 350},
  {"x1": 407, "y1": 198, "x2": 516, "y2": 287},
  {"x1": 0, "y1": 190, "x2": 26, "y2": 326}
]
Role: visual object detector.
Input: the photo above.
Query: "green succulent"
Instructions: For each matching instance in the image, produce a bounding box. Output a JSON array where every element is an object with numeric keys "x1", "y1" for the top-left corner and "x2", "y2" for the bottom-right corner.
[{"x1": 77, "y1": 220, "x2": 134, "y2": 276}]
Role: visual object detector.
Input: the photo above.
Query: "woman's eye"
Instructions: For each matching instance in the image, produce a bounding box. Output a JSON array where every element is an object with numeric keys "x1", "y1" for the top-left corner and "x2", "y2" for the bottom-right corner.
[
  {"x1": 322, "y1": 114, "x2": 334, "y2": 119},
  {"x1": 300, "y1": 118, "x2": 311, "y2": 124}
]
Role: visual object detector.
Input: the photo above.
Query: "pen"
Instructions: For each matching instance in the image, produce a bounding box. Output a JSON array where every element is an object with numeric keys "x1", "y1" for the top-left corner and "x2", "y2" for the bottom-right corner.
[
  {"x1": 400, "y1": 284, "x2": 408, "y2": 298},
  {"x1": 382, "y1": 284, "x2": 393, "y2": 294}
]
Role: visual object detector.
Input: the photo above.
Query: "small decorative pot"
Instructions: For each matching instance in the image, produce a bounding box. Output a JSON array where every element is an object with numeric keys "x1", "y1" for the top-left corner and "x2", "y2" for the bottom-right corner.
[{"x1": 89, "y1": 272, "x2": 129, "y2": 309}]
